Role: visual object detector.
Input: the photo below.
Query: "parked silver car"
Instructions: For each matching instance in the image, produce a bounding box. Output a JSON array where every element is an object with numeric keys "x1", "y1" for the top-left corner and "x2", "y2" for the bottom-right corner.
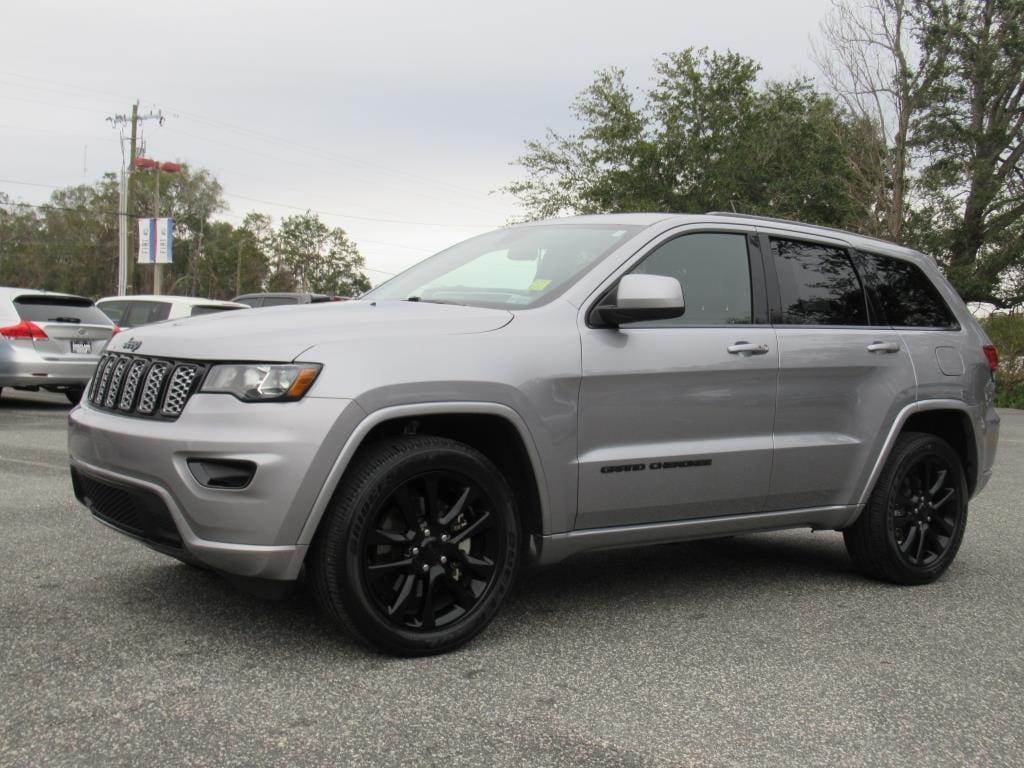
[
  {"x1": 1, "y1": 287, "x2": 117, "y2": 403},
  {"x1": 68, "y1": 213, "x2": 1000, "y2": 655}
]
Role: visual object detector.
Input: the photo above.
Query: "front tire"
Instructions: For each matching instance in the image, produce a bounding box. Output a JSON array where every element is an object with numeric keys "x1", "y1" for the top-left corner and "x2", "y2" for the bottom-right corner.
[
  {"x1": 65, "y1": 386, "x2": 85, "y2": 405},
  {"x1": 844, "y1": 432, "x2": 968, "y2": 585},
  {"x1": 310, "y1": 436, "x2": 520, "y2": 656}
]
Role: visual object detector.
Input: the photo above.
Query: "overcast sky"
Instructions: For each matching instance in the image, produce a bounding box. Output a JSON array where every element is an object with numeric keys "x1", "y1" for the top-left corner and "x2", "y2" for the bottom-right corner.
[{"x1": 1, "y1": 0, "x2": 829, "y2": 286}]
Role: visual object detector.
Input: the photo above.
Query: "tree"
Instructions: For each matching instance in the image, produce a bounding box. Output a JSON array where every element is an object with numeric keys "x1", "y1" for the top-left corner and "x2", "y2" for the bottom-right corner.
[
  {"x1": 504, "y1": 48, "x2": 881, "y2": 230},
  {"x1": 913, "y1": 0, "x2": 1024, "y2": 305},
  {"x1": 812, "y1": 0, "x2": 947, "y2": 241},
  {"x1": 275, "y1": 212, "x2": 370, "y2": 296}
]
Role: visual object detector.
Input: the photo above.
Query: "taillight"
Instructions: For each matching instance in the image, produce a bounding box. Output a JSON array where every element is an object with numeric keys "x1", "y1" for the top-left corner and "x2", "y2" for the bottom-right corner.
[
  {"x1": 0, "y1": 319, "x2": 48, "y2": 340},
  {"x1": 111, "y1": 325, "x2": 122, "y2": 337},
  {"x1": 983, "y1": 344, "x2": 998, "y2": 371}
]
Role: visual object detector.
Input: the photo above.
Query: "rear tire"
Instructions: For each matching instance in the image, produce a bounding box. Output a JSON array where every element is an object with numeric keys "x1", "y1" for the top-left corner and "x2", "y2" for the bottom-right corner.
[
  {"x1": 844, "y1": 432, "x2": 968, "y2": 585},
  {"x1": 65, "y1": 386, "x2": 85, "y2": 405},
  {"x1": 310, "y1": 436, "x2": 520, "y2": 656}
]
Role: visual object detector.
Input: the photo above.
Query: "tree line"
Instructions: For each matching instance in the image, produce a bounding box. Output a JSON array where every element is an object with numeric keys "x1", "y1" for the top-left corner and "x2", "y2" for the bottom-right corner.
[
  {"x1": 0, "y1": 166, "x2": 370, "y2": 301},
  {"x1": 504, "y1": 0, "x2": 1024, "y2": 308}
]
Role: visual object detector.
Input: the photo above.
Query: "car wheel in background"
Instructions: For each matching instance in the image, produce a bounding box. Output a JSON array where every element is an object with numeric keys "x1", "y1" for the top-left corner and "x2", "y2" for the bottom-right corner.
[{"x1": 65, "y1": 386, "x2": 86, "y2": 405}]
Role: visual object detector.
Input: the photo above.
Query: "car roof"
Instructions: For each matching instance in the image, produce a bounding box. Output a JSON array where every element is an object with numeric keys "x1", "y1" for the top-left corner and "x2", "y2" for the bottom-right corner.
[
  {"x1": 0, "y1": 286, "x2": 93, "y2": 302},
  {"x1": 97, "y1": 295, "x2": 248, "y2": 308},
  {"x1": 528, "y1": 212, "x2": 927, "y2": 262}
]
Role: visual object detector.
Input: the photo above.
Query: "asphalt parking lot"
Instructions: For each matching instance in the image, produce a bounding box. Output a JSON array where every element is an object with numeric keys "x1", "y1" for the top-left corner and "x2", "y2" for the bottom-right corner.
[{"x1": 1, "y1": 389, "x2": 1022, "y2": 768}]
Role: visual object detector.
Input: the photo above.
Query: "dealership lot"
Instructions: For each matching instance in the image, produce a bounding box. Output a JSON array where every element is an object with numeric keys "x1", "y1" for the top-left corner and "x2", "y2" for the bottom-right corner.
[{"x1": 1, "y1": 390, "x2": 1022, "y2": 767}]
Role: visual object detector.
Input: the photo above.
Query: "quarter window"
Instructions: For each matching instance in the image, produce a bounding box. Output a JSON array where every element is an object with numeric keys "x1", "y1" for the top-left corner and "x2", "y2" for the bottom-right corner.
[
  {"x1": 771, "y1": 239, "x2": 868, "y2": 326},
  {"x1": 861, "y1": 252, "x2": 958, "y2": 328},
  {"x1": 621, "y1": 232, "x2": 753, "y2": 326}
]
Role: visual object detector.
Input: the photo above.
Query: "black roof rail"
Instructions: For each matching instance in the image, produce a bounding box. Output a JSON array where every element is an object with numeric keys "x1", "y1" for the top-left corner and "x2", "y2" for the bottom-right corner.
[{"x1": 705, "y1": 211, "x2": 897, "y2": 248}]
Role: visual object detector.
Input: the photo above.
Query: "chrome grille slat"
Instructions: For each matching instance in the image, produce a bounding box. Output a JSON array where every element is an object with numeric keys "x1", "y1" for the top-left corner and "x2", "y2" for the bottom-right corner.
[
  {"x1": 161, "y1": 365, "x2": 199, "y2": 416},
  {"x1": 91, "y1": 355, "x2": 116, "y2": 405},
  {"x1": 137, "y1": 362, "x2": 170, "y2": 414},
  {"x1": 88, "y1": 354, "x2": 202, "y2": 420},
  {"x1": 103, "y1": 357, "x2": 130, "y2": 408},
  {"x1": 118, "y1": 359, "x2": 148, "y2": 411}
]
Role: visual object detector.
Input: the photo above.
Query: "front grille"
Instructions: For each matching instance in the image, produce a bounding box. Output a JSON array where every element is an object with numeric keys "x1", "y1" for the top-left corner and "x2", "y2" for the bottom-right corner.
[
  {"x1": 71, "y1": 467, "x2": 182, "y2": 548},
  {"x1": 88, "y1": 353, "x2": 206, "y2": 420}
]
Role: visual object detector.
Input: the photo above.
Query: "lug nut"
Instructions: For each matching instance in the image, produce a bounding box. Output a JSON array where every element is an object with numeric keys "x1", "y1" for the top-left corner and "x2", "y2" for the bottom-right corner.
[
  {"x1": 423, "y1": 528, "x2": 431, "y2": 537},
  {"x1": 421, "y1": 563, "x2": 429, "y2": 572},
  {"x1": 440, "y1": 556, "x2": 448, "y2": 565},
  {"x1": 440, "y1": 534, "x2": 449, "y2": 542},
  {"x1": 411, "y1": 547, "x2": 420, "y2": 556}
]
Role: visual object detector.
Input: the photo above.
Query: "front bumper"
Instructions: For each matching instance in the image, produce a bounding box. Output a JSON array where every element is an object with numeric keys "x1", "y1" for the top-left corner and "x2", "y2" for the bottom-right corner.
[{"x1": 68, "y1": 393, "x2": 365, "y2": 580}]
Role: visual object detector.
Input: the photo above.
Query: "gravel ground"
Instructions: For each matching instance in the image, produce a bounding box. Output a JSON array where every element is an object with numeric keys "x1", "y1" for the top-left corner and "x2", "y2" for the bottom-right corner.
[{"x1": 1, "y1": 389, "x2": 1022, "y2": 767}]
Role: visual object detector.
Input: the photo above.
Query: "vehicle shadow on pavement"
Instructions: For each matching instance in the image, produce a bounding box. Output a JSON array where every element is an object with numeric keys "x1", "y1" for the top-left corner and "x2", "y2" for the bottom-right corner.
[
  {"x1": 112, "y1": 531, "x2": 860, "y2": 657},
  {"x1": 0, "y1": 395, "x2": 72, "y2": 412}
]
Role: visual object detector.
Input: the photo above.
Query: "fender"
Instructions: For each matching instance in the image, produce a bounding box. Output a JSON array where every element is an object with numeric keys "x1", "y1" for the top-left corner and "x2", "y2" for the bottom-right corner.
[
  {"x1": 854, "y1": 398, "x2": 977, "y2": 511},
  {"x1": 295, "y1": 401, "x2": 552, "y2": 546}
]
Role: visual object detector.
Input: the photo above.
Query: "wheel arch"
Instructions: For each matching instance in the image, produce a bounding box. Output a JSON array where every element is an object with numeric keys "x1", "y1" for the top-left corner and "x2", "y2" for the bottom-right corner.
[
  {"x1": 856, "y1": 399, "x2": 980, "y2": 510},
  {"x1": 297, "y1": 402, "x2": 550, "y2": 553}
]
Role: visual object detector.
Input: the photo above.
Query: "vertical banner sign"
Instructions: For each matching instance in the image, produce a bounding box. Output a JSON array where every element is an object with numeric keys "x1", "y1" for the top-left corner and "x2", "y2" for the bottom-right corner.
[
  {"x1": 137, "y1": 218, "x2": 155, "y2": 263},
  {"x1": 156, "y1": 218, "x2": 174, "y2": 264},
  {"x1": 137, "y1": 218, "x2": 174, "y2": 263}
]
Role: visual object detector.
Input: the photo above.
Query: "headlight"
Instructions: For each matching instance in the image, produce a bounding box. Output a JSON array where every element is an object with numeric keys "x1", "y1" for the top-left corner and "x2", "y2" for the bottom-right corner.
[{"x1": 200, "y1": 363, "x2": 321, "y2": 402}]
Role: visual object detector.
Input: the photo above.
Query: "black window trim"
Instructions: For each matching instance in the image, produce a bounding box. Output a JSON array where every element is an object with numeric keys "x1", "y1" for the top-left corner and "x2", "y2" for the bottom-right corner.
[{"x1": 585, "y1": 227, "x2": 770, "y2": 329}]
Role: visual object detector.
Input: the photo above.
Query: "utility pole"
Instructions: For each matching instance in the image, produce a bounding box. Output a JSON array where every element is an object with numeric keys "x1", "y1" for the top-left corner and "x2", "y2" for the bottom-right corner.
[{"x1": 107, "y1": 102, "x2": 164, "y2": 295}]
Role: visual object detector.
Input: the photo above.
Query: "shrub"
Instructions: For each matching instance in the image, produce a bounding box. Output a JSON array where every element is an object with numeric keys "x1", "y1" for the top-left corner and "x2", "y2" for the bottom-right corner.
[{"x1": 982, "y1": 314, "x2": 1024, "y2": 409}]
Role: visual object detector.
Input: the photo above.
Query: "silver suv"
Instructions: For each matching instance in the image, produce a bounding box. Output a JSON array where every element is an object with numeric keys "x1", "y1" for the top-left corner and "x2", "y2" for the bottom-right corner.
[{"x1": 68, "y1": 213, "x2": 1001, "y2": 655}]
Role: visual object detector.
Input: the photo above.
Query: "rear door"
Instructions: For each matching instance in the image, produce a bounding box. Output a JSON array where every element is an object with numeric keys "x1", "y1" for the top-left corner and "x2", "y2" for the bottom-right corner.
[
  {"x1": 576, "y1": 226, "x2": 778, "y2": 529},
  {"x1": 12, "y1": 295, "x2": 116, "y2": 361},
  {"x1": 761, "y1": 230, "x2": 917, "y2": 511}
]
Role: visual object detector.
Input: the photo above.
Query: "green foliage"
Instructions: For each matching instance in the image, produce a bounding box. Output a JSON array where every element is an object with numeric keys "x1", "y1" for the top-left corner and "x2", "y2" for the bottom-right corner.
[
  {"x1": 505, "y1": 48, "x2": 883, "y2": 231},
  {"x1": 0, "y1": 170, "x2": 370, "y2": 301},
  {"x1": 983, "y1": 313, "x2": 1024, "y2": 408}
]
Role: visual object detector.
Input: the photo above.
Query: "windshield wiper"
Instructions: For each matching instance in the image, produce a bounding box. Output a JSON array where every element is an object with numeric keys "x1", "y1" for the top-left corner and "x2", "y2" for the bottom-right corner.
[{"x1": 404, "y1": 296, "x2": 464, "y2": 306}]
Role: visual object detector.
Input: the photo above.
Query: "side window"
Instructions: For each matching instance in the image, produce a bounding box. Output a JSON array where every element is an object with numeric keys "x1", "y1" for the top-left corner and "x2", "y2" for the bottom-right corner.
[
  {"x1": 622, "y1": 232, "x2": 753, "y2": 326},
  {"x1": 771, "y1": 239, "x2": 868, "y2": 326},
  {"x1": 98, "y1": 301, "x2": 127, "y2": 324},
  {"x1": 124, "y1": 301, "x2": 172, "y2": 327},
  {"x1": 260, "y1": 297, "x2": 298, "y2": 307},
  {"x1": 861, "y1": 252, "x2": 958, "y2": 329}
]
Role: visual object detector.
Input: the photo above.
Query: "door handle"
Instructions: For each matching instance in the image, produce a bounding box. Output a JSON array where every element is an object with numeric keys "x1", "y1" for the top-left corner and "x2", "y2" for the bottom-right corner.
[
  {"x1": 867, "y1": 341, "x2": 900, "y2": 353},
  {"x1": 727, "y1": 341, "x2": 769, "y2": 356}
]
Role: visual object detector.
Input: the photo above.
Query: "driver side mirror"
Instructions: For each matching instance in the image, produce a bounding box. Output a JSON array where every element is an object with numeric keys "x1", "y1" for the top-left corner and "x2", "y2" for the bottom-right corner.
[{"x1": 592, "y1": 274, "x2": 685, "y2": 327}]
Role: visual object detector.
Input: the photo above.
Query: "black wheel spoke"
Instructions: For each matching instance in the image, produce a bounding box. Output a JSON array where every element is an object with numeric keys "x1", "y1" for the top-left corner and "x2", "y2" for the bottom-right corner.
[
  {"x1": 451, "y1": 510, "x2": 493, "y2": 544},
  {"x1": 366, "y1": 558, "x2": 413, "y2": 582},
  {"x1": 419, "y1": 568, "x2": 440, "y2": 629},
  {"x1": 899, "y1": 524, "x2": 919, "y2": 554},
  {"x1": 914, "y1": 525, "x2": 927, "y2": 563},
  {"x1": 388, "y1": 574, "x2": 418, "y2": 617},
  {"x1": 443, "y1": 574, "x2": 476, "y2": 610},
  {"x1": 392, "y1": 485, "x2": 420, "y2": 531},
  {"x1": 932, "y1": 513, "x2": 955, "y2": 537},
  {"x1": 424, "y1": 476, "x2": 441, "y2": 527},
  {"x1": 931, "y1": 488, "x2": 955, "y2": 511},
  {"x1": 439, "y1": 486, "x2": 472, "y2": 527},
  {"x1": 928, "y1": 469, "x2": 948, "y2": 498},
  {"x1": 368, "y1": 529, "x2": 409, "y2": 547},
  {"x1": 458, "y1": 552, "x2": 495, "y2": 580}
]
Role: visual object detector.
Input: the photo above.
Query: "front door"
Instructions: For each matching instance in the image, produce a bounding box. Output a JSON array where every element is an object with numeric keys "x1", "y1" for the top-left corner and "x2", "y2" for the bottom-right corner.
[{"x1": 576, "y1": 228, "x2": 778, "y2": 530}]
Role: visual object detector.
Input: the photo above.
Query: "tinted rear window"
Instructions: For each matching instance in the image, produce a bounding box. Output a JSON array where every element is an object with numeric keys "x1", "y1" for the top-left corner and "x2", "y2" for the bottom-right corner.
[
  {"x1": 771, "y1": 239, "x2": 868, "y2": 326},
  {"x1": 861, "y1": 253, "x2": 958, "y2": 328},
  {"x1": 260, "y1": 297, "x2": 299, "y2": 307},
  {"x1": 14, "y1": 295, "x2": 112, "y2": 325},
  {"x1": 190, "y1": 305, "x2": 242, "y2": 317},
  {"x1": 123, "y1": 300, "x2": 172, "y2": 327}
]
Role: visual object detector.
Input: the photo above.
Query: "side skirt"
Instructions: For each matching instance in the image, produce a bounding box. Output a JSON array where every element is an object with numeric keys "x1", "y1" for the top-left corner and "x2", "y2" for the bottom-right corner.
[{"x1": 534, "y1": 505, "x2": 861, "y2": 565}]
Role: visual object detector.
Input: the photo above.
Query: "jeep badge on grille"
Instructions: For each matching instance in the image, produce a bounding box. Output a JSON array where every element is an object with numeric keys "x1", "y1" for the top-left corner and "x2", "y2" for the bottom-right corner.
[{"x1": 123, "y1": 338, "x2": 142, "y2": 352}]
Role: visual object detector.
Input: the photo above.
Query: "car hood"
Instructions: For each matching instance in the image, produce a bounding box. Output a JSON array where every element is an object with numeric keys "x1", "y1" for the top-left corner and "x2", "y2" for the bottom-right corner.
[{"x1": 104, "y1": 300, "x2": 514, "y2": 361}]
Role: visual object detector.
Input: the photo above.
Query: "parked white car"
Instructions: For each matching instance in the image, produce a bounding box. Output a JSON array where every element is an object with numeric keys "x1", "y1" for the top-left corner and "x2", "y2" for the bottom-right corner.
[{"x1": 97, "y1": 295, "x2": 248, "y2": 329}]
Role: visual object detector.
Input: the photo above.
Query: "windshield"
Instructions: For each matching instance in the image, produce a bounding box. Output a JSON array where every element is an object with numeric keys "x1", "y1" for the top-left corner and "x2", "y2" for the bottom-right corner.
[{"x1": 364, "y1": 224, "x2": 641, "y2": 309}]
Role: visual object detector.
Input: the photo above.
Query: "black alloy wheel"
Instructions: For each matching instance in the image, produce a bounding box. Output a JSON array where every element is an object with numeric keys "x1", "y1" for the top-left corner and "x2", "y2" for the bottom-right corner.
[
  {"x1": 889, "y1": 454, "x2": 962, "y2": 567},
  {"x1": 311, "y1": 435, "x2": 519, "y2": 656},
  {"x1": 361, "y1": 470, "x2": 500, "y2": 631},
  {"x1": 844, "y1": 431, "x2": 968, "y2": 585}
]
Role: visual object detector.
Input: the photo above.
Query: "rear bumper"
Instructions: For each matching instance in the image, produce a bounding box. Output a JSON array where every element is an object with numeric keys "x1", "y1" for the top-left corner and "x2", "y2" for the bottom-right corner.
[{"x1": 0, "y1": 346, "x2": 99, "y2": 387}]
